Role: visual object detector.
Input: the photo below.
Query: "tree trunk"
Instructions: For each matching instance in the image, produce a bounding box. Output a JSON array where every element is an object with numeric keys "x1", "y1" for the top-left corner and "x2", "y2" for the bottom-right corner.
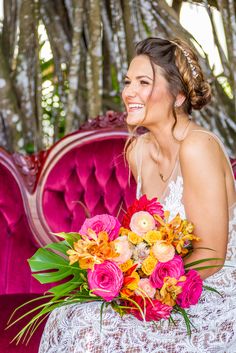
[
  {"x1": 66, "y1": 0, "x2": 85, "y2": 133},
  {"x1": 14, "y1": 0, "x2": 42, "y2": 151},
  {"x1": 86, "y1": 0, "x2": 103, "y2": 118}
]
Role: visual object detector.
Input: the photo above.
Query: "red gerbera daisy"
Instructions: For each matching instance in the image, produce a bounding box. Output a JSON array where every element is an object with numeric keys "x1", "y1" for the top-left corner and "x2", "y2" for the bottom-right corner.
[{"x1": 122, "y1": 195, "x2": 164, "y2": 229}]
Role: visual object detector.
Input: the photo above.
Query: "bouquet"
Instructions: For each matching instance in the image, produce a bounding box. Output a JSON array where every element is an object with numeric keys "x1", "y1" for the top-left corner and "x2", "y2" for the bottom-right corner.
[{"x1": 8, "y1": 195, "x2": 220, "y2": 343}]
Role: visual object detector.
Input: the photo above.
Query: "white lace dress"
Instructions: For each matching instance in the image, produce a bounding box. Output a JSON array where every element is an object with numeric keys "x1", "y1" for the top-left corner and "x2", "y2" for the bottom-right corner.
[{"x1": 39, "y1": 138, "x2": 236, "y2": 353}]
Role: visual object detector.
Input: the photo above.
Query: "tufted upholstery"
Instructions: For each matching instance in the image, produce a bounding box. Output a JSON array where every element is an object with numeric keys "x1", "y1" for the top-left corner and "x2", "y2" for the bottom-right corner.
[
  {"x1": 0, "y1": 127, "x2": 136, "y2": 294},
  {"x1": 0, "y1": 162, "x2": 44, "y2": 294},
  {"x1": 43, "y1": 136, "x2": 135, "y2": 234}
]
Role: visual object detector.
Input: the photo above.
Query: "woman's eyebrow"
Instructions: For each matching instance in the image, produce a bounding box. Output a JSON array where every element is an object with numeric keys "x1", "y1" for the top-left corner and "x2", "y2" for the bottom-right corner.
[{"x1": 124, "y1": 75, "x2": 153, "y2": 80}]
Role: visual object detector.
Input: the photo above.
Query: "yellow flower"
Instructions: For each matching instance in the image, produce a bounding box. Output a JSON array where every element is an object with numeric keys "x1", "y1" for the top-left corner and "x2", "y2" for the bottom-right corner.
[
  {"x1": 119, "y1": 259, "x2": 134, "y2": 272},
  {"x1": 126, "y1": 271, "x2": 140, "y2": 291},
  {"x1": 119, "y1": 227, "x2": 129, "y2": 236},
  {"x1": 128, "y1": 231, "x2": 143, "y2": 245},
  {"x1": 158, "y1": 276, "x2": 184, "y2": 306},
  {"x1": 141, "y1": 255, "x2": 158, "y2": 276},
  {"x1": 143, "y1": 230, "x2": 162, "y2": 245}
]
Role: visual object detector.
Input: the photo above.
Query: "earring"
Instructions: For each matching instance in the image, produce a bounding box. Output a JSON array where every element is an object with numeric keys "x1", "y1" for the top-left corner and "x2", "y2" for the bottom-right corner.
[{"x1": 174, "y1": 102, "x2": 179, "y2": 108}]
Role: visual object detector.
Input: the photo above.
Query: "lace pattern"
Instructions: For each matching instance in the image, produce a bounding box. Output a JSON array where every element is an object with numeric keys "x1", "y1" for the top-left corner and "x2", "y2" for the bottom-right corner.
[
  {"x1": 162, "y1": 176, "x2": 185, "y2": 220},
  {"x1": 39, "y1": 177, "x2": 236, "y2": 353}
]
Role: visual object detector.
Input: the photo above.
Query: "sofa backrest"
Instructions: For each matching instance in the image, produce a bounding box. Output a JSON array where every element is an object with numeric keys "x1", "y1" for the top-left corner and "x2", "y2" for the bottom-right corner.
[{"x1": 0, "y1": 113, "x2": 136, "y2": 294}]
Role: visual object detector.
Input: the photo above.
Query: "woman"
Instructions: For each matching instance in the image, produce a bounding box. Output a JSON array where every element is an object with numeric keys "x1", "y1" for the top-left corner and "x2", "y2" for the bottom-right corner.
[{"x1": 39, "y1": 38, "x2": 236, "y2": 353}]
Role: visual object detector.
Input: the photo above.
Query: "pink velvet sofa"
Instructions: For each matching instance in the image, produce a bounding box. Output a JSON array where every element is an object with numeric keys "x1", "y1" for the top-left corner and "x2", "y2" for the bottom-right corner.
[
  {"x1": 0, "y1": 112, "x2": 136, "y2": 353},
  {"x1": 0, "y1": 111, "x2": 235, "y2": 353}
]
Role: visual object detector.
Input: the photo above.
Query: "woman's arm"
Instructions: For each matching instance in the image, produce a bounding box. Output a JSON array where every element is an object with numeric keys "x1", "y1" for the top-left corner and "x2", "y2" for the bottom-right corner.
[{"x1": 179, "y1": 132, "x2": 228, "y2": 280}]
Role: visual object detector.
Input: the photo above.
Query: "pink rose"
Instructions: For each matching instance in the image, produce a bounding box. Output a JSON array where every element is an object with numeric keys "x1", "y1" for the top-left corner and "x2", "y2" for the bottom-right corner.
[
  {"x1": 129, "y1": 295, "x2": 172, "y2": 322},
  {"x1": 176, "y1": 269, "x2": 203, "y2": 308},
  {"x1": 130, "y1": 211, "x2": 156, "y2": 236},
  {"x1": 88, "y1": 260, "x2": 123, "y2": 301},
  {"x1": 135, "y1": 278, "x2": 156, "y2": 298},
  {"x1": 79, "y1": 214, "x2": 121, "y2": 240},
  {"x1": 150, "y1": 255, "x2": 185, "y2": 289},
  {"x1": 113, "y1": 236, "x2": 132, "y2": 264}
]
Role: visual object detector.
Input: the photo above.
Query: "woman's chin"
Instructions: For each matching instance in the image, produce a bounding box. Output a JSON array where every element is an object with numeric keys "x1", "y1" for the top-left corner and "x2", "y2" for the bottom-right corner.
[{"x1": 126, "y1": 113, "x2": 145, "y2": 126}]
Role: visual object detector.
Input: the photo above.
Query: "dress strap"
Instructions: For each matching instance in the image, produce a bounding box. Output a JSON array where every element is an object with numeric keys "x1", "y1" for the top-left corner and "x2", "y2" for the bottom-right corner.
[
  {"x1": 190, "y1": 129, "x2": 235, "y2": 180},
  {"x1": 135, "y1": 137, "x2": 144, "y2": 199}
]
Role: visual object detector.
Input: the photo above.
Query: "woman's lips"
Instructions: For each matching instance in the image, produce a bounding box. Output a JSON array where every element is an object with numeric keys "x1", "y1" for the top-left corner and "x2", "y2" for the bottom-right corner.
[{"x1": 127, "y1": 103, "x2": 144, "y2": 112}]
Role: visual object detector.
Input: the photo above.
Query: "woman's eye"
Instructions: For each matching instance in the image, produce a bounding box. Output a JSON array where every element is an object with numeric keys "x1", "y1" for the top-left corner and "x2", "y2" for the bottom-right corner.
[
  {"x1": 124, "y1": 80, "x2": 130, "y2": 85},
  {"x1": 140, "y1": 80, "x2": 149, "y2": 85}
]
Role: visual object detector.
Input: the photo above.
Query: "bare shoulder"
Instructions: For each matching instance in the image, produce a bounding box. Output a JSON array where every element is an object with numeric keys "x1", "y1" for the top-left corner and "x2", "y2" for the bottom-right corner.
[{"x1": 179, "y1": 129, "x2": 223, "y2": 171}]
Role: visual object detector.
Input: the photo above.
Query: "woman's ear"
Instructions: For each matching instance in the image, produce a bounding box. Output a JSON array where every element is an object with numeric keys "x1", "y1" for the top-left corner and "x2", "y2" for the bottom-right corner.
[{"x1": 174, "y1": 93, "x2": 186, "y2": 108}]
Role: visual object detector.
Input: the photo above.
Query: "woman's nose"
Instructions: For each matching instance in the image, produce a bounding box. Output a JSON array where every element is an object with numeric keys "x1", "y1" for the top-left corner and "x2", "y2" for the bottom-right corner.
[{"x1": 125, "y1": 82, "x2": 137, "y2": 97}]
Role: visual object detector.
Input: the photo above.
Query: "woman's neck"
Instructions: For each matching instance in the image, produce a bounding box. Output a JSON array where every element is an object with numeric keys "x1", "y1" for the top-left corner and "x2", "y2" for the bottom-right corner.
[{"x1": 148, "y1": 115, "x2": 191, "y2": 162}]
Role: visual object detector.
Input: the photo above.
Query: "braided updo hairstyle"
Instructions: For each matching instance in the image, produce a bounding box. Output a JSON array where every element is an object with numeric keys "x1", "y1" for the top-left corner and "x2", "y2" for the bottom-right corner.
[{"x1": 135, "y1": 37, "x2": 211, "y2": 114}]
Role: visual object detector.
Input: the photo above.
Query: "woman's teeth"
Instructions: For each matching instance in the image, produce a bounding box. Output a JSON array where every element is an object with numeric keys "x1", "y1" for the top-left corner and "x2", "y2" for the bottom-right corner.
[{"x1": 128, "y1": 104, "x2": 144, "y2": 111}]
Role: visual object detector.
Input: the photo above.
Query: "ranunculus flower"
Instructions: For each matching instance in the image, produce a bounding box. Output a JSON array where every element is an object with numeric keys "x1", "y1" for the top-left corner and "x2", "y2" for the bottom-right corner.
[
  {"x1": 113, "y1": 236, "x2": 132, "y2": 264},
  {"x1": 88, "y1": 260, "x2": 123, "y2": 301},
  {"x1": 150, "y1": 255, "x2": 185, "y2": 289},
  {"x1": 79, "y1": 214, "x2": 120, "y2": 241},
  {"x1": 135, "y1": 278, "x2": 156, "y2": 298},
  {"x1": 128, "y1": 295, "x2": 172, "y2": 321},
  {"x1": 152, "y1": 240, "x2": 175, "y2": 262},
  {"x1": 176, "y1": 269, "x2": 203, "y2": 308},
  {"x1": 130, "y1": 211, "x2": 155, "y2": 236},
  {"x1": 122, "y1": 195, "x2": 164, "y2": 229}
]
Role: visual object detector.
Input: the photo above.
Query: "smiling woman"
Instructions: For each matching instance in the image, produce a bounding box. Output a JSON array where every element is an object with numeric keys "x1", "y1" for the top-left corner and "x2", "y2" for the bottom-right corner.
[
  {"x1": 38, "y1": 37, "x2": 236, "y2": 353},
  {"x1": 122, "y1": 56, "x2": 174, "y2": 128}
]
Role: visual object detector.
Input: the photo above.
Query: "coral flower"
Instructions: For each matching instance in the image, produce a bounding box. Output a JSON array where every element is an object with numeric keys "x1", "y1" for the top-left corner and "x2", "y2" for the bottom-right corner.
[
  {"x1": 130, "y1": 211, "x2": 155, "y2": 236},
  {"x1": 122, "y1": 195, "x2": 164, "y2": 229},
  {"x1": 152, "y1": 240, "x2": 175, "y2": 262},
  {"x1": 113, "y1": 236, "x2": 132, "y2": 264}
]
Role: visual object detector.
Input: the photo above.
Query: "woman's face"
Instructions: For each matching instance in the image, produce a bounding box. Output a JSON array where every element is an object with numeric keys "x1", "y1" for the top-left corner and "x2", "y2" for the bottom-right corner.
[{"x1": 122, "y1": 55, "x2": 174, "y2": 127}]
